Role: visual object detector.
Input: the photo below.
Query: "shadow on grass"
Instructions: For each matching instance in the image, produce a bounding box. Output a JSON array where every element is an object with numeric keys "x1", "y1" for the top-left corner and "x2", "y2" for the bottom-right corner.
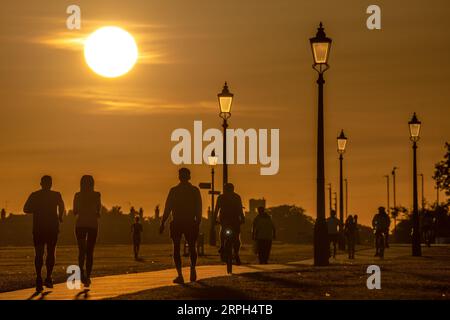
[{"x1": 183, "y1": 281, "x2": 250, "y2": 300}]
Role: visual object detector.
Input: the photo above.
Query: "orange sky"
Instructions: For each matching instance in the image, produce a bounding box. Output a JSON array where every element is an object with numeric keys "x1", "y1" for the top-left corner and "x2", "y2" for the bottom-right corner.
[{"x1": 0, "y1": 0, "x2": 449, "y2": 225}]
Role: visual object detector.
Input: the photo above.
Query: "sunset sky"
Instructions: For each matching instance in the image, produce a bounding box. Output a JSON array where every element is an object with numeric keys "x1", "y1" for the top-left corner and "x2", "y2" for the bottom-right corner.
[{"x1": 0, "y1": 0, "x2": 449, "y2": 225}]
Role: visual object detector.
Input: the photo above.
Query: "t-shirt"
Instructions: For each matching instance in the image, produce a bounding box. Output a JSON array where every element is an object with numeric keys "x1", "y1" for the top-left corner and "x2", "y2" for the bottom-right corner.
[
  {"x1": 132, "y1": 223, "x2": 143, "y2": 237},
  {"x1": 253, "y1": 213, "x2": 275, "y2": 240},
  {"x1": 24, "y1": 190, "x2": 64, "y2": 234},
  {"x1": 326, "y1": 216, "x2": 339, "y2": 235},
  {"x1": 216, "y1": 192, "x2": 244, "y2": 227},
  {"x1": 163, "y1": 182, "x2": 202, "y2": 225},
  {"x1": 372, "y1": 213, "x2": 390, "y2": 232},
  {"x1": 73, "y1": 191, "x2": 101, "y2": 228}
]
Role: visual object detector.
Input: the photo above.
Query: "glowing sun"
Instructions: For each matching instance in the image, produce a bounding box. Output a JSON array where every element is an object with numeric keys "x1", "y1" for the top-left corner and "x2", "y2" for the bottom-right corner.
[{"x1": 84, "y1": 26, "x2": 138, "y2": 78}]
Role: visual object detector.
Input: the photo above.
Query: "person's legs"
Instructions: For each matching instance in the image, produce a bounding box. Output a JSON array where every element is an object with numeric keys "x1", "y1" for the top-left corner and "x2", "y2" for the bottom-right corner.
[
  {"x1": 85, "y1": 228, "x2": 98, "y2": 280},
  {"x1": 33, "y1": 236, "x2": 45, "y2": 291},
  {"x1": 385, "y1": 232, "x2": 389, "y2": 248},
  {"x1": 75, "y1": 228, "x2": 87, "y2": 277},
  {"x1": 170, "y1": 222, "x2": 183, "y2": 282},
  {"x1": 186, "y1": 224, "x2": 199, "y2": 282},
  {"x1": 45, "y1": 233, "x2": 58, "y2": 286},
  {"x1": 256, "y1": 240, "x2": 264, "y2": 264},
  {"x1": 134, "y1": 239, "x2": 140, "y2": 259},
  {"x1": 265, "y1": 240, "x2": 272, "y2": 263},
  {"x1": 332, "y1": 237, "x2": 337, "y2": 258},
  {"x1": 233, "y1": 227, "x2": 242, "y2": 265}
]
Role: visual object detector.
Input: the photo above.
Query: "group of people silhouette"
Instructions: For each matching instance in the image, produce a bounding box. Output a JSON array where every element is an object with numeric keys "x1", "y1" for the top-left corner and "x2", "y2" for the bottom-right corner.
[
  {"x1": 23, "y1": 168, "x2": 276, "y2": 291},
  {"x1": 24, "y1": 175, "x2": 100, "y2": 292},
  {"x1": 326, "y1": 206, "x2": 391, "y2": 259}
]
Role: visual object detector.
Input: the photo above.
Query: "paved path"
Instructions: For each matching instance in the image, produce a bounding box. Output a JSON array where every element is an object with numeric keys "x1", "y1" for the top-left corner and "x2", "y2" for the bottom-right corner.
[
  {"x1": 0, "y1": 245, "x2": 414, "y2": 300},
  {"x1": 0, "y1": 264, "x2": 294, "y2": 300}
]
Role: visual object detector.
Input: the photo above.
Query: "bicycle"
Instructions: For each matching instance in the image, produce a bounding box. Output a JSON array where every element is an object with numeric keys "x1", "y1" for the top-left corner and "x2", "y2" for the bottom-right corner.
[
  {"x1": 374, "y1": 230, "x2": 385, "y2": 258},
  {"x1": 222, "y1": 227, "x2": 234, "y2": 274}
]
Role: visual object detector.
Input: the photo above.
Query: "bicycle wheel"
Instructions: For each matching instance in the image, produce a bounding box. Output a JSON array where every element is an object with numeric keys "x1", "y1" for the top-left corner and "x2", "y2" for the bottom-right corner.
[
  {"x1": 379, "y1": 235, "x2": 385, "y2": 258},
  {"x1": 225, "y1": 239, "x2": 233, "y2": 274}
]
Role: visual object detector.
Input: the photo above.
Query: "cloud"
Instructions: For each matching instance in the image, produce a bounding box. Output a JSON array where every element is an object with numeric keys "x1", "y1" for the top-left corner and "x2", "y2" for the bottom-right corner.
[
  {"x1": 46, "y1": 87, "x2": 213, "y2": 115},
  {"x1": 27, "y1": 17, "x2": 168, "y2": 65}
]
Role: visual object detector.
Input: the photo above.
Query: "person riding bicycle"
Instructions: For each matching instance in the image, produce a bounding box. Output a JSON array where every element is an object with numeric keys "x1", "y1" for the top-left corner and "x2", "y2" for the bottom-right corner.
[
  {"x1": 213, "y1": 183, "x2": 245, "y2": 265},
  {"x1": 372, "y1": 207, "x2": 390, "y2": 257}
]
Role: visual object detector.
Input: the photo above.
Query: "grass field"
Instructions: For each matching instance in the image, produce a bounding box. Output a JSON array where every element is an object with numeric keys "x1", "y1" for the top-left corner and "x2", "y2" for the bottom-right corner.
[
  {"x1": 0, "y1": 242, "x2": 313, "y2": 293},
  {"x1": 111, "y1": 245, "x2": 450, "y2": 300}
]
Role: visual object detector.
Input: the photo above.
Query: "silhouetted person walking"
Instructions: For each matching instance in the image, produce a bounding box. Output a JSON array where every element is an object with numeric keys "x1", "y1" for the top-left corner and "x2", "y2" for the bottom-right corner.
[
  {"x1": 160, "y1": 168, "x2": 202, "y2": 284},
  {"x1": 354, "y1": 214, "x2": 360, "y2": 245},
  {"x1": 24, "y1": 175, "x2": 65, "y2": 292},
  {"x1": 73, "y1": 175, "x2": 101, "y2": 287},
  {"x1": 214, "y1": 183, "x2": 245, "y2": 265},
  {"x1": 372, "y1": 207, "x2": 390, "y2": 257},
  {"x1": 345, "y1": 215, "x2": 356, "y2": 259},
  {"x1": 131, "y1": 216, "x2": 143, "y2": 260},
  {"x1": 252, "y1": 207, "x2": 276, "y2": 264},
  {"x1": 326, "y1": 210, "x2": 339, "y2": 258}
]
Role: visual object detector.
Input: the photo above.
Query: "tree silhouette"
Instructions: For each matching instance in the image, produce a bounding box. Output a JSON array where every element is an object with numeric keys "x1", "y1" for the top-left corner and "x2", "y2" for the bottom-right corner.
[{"x1": 433, "y1": 142, "x2": 450, "y2": 203}]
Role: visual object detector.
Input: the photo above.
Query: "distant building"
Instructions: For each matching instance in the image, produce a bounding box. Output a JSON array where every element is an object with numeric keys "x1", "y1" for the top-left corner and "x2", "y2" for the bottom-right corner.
[
  {"x1": 0, "y1": 208, "x2": 5, "y2": 221},
  {"x1": 249, "y1": 198, "x2": 266, "y2": 215}
]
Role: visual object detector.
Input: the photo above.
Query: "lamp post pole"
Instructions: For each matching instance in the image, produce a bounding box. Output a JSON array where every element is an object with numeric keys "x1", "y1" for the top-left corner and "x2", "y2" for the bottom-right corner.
[
  {"x1": 327, "y1": 183, "x2": 332, "y2": 216},
  {"x1": 385, "y1": 175, "x2": 390, "y2": 216},
  {"x1": 222, "y1": 119, "x2": 228, "y2": 186},
  {"x1": 209, "y1": 165, "x2": 216, "y2": 246},
  {"x1": 338, "y1": 153, "x2": 344, "y2": 249},
  {"x1": 310, "y1": 22, "x2": 332, "y2": 266},
  {"x1": 208, "y1": 150, "x2": 219, "y2": 246},
  {"x1": 392, "y1": 167, "x2": 397, "y2": 211},
  {"x1": 314, "y1": 70, "x2": 328, "y2": 266},
  {"x1": 344, "y1": 178, "x2": 348, "y2": 219},
  {"x1": 218, "y1": 82, "x2": 233, "y2": 188},
  {"x1": 409, "y1": 113, "x2": 422, "y2": 257},
  {"x1": 337, "y1": 129, "x2": 347, "y2": 250},
  {"x1": 420, "y1": 173, "x2": 425, "y2": 211},
  {"x1": 412, "y1": 141, "x2": 421, "y2": 256}
]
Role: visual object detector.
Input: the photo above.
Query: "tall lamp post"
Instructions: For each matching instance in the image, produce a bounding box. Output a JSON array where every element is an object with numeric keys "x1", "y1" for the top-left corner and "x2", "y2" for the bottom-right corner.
[
  {"x1": 344, "y1": 178, "x2": 348, "y2": 219},
  {"x1": 337, "y1": 129, "x2": 348, "y2": 250},
  {"x1": 384, "y1": 175, "x2": 390, "y2": 216},
  {"x1": 419, "y1": 173, "x2": 425, "y2": 211},
  {"x1": 218, "y1": 82, "x2": 234, "y2": 187},
  {"x1": 310, "y1": 22, "x2": 332, "y2": 266},
  {"x1": 392, "y1": 166, "x2": 398, "y2": 211},
  {"x1": 409, "y1": 112, "x2": 422, "y2": 257},
  {"x1": 208, "y1": 150, "x2": 219, "y2": 246}
]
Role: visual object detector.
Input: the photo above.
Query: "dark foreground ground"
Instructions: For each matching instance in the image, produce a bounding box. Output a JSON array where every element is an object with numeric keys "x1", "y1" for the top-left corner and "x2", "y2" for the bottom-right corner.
[
  {"x1": 0, "y1": 243, "x2": 312, "y2": 292},
  {"x1": 111, "y1": 245, "x2": 450, "y2": 300}
]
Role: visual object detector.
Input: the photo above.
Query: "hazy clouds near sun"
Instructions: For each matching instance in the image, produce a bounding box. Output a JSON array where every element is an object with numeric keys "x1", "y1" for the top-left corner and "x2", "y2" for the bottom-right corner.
[{"x1": 0, "y1": 0, "x2": 449, "y2": 225}]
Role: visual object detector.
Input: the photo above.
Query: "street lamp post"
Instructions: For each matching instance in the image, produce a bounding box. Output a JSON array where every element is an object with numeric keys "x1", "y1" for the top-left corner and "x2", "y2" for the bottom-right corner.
[
  {"x1": 384, "y1": 175, "x2": 390, "y2": 217},
  {"x1": 208, "y1": 150, "x2": 219, "y2": 246},
  {"x1": 310, "y1": 22, "x2": 332, "y2": 266},
  {"x1": 337, "y1": 129, "x2": 348, "y2": 250},
  {"x1": 409, "y1": 112, "x2": 422, "y2": 257},
  {"x1": 392, "y1": 166, "x2": 398, "y2": 211},
  {"x1": 419, "y1": 173, "x2": 425, "y2": 211},
  {"x1": 218, "y1": 82, "x2": 234, "y2": 187},
  {"x1": 344, "y1": 178, "x2": 348, "y2": 219},
  {"x1": 327, "y1": 183, "x2": 332, "y2": 216}
]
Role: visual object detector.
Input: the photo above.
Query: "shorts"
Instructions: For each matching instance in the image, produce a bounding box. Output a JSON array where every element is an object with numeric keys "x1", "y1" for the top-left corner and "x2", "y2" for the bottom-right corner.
[
  {"x1": 133, "y1": 236, "x2": 141, "y2": 245},
  {"x1": 170, "y1": 221, "x2": 199, "y2": 243},
  {"x1": 328, "y1": 234, "x2": 339, "y2": 243},
  {"x1": 33, "y1": 231, "x2": 58, "y2": 247}
]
